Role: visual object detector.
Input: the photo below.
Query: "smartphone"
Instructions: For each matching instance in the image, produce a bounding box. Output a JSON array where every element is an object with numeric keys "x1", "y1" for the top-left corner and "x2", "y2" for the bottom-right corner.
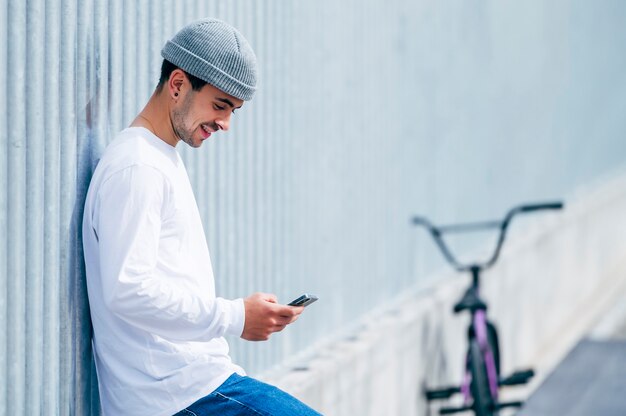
[{"x1": 288, "y1": 294, "x2": 318, "y2": 307}]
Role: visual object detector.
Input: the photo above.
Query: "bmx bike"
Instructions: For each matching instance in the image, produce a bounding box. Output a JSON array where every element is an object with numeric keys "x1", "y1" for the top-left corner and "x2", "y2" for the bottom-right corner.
[{"x1": 412, "y1": 202, "x2": 563, "y2": 415}]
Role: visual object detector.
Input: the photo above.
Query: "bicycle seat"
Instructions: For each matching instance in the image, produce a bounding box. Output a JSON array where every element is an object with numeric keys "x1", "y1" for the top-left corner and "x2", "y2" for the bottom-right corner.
[{"x1": 453, "y1": 287, "x2": 487, "y2": 314}]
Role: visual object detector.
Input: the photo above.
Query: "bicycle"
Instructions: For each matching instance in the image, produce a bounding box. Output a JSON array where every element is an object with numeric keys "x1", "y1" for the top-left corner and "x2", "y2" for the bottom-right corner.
[{"x1": 411, "y1": 202, "x2": 563, "y2": 415}]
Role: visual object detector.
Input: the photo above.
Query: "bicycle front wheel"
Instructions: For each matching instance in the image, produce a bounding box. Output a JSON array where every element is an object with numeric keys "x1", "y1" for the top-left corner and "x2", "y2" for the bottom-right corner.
[
  {"x1": 469, "y1": 339, "x2": 495, "y2": 416},
  {"x1": 486, "y1": 321, "x2": 501, "y2": 377}
]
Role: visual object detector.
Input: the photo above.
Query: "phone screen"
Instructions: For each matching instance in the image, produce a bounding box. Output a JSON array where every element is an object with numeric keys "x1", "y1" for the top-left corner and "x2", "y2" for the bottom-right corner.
[{"x1": 288, "y1": 294, "x2": 318, "y2": 307}]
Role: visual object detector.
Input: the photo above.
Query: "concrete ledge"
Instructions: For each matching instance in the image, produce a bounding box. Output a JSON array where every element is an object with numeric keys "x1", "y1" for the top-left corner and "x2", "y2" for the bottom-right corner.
[{"x1": 262, "y1": 172, "x2": 626, "y2": 416}]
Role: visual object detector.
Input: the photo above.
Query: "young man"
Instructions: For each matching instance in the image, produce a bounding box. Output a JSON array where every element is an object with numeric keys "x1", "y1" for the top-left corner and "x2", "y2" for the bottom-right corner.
[{"x1": 82, "y1": 18, "x2": 320, "y2": 416}]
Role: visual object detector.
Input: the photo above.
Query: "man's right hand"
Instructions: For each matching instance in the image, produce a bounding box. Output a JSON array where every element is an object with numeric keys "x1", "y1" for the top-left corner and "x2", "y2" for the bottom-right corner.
[{"x1": 241, "y1": 292, "x2": 304, "y2": 341}]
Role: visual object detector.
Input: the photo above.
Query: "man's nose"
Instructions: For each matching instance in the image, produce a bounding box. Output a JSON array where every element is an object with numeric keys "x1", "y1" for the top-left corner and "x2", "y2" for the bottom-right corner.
[{"x1": 216, "y1": 114, "x2": 231, "y2": 131}]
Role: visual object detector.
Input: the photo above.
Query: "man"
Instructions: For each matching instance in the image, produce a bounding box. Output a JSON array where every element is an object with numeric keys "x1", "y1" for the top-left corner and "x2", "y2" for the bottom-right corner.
[{"x1": 82, "y1": 18, "x2": 320, "y2": 416}]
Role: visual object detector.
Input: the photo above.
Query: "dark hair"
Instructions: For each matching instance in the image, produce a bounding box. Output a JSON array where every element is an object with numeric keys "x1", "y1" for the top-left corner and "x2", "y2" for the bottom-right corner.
[{"x1": 157, "y1": 59, "x2": 207, "y2": 91}]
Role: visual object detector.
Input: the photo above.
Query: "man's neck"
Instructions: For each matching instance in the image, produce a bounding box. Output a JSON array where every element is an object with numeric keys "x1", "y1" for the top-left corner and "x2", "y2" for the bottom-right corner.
[{"x1": 130, "y1": 91, "x2": 179, "y2": 147}]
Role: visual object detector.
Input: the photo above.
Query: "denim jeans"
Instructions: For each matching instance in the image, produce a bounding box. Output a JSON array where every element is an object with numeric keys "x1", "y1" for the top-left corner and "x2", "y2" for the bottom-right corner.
[{"x1": 173, "y1": 373, "x2": 322, "y2": 416}]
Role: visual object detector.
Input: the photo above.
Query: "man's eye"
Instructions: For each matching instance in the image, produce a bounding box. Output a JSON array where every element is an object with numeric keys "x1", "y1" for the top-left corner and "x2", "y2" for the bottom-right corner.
[
  {"x1": 231, "y1": 109, "x2": 237, "y2": 114},
  {"x1": 214, "y1": 104, "x2": 225, "y2": 111}
]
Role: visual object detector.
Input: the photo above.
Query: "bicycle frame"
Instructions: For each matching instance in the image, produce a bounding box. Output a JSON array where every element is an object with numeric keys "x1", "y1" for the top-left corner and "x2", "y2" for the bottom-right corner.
[
  {"x1": 473, "y1": 304, "x2": 499, "y2": 399},
  {"x1": 459, "y1": 269, "x2": 499, "y2": 410}
]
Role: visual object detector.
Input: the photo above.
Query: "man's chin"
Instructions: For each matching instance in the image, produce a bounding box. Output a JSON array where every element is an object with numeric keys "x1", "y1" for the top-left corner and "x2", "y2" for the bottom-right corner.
[{"x1": 181, "y1": 136, "x2": 203, "y2": 148}]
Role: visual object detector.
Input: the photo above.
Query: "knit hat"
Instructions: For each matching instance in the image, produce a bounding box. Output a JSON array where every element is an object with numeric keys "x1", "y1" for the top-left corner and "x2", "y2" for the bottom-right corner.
[{"x1": 161, "y1": 18, "x2": 257, "y2": 101}]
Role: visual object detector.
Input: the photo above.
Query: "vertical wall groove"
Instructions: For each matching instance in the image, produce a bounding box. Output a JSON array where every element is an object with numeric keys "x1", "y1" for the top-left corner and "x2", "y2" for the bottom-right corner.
[
  {"x1": 0, "y1": 0, "x2": 7, "y2": 410},
  {"x1": 43, "y1": 0, "x2": 61, "y2": 411},
  {"x1": 58, "y1": 0, "x2": 77, "y2": 412},
  {"x1": 7, "y1": 1, "x2": 27, "y2": 414},
  {"x1": 25, "y1": 0, "x2": 45, "y2": 413}
]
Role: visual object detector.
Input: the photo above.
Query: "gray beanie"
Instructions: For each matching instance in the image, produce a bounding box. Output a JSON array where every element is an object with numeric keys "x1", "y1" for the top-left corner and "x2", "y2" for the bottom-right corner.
[{"x1": 161, "y1": 18, "x2": 257, "y2": 101}]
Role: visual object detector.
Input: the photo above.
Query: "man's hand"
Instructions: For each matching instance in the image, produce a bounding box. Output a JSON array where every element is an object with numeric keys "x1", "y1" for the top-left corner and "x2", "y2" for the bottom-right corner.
[{"x1": 242, "y1": 293, "x2": 304, "y2": 341}]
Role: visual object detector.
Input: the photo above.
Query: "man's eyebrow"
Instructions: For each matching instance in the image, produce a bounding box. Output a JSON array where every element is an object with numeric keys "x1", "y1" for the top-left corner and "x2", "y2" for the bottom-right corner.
[{"x1": 216, "y1": 97, "x2": 242, "y2": 109}]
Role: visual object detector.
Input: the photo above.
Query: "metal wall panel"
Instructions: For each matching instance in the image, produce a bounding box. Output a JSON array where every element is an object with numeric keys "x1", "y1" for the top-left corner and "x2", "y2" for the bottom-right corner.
[
  {"x1": 7, "y1": 2, "x2": 27, "y2": 415},
  {"x1": 2, "y1": 0, "x2": 626, "y2": 413},
  {"x1": 0, "y1": 0, "x2": 7, "y2": 412}
]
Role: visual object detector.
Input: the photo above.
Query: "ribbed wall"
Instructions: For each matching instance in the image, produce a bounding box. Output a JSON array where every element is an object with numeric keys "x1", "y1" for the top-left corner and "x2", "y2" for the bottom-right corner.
[{"x1": 2, "y1": 0, "x2": 626, "y2": 414}]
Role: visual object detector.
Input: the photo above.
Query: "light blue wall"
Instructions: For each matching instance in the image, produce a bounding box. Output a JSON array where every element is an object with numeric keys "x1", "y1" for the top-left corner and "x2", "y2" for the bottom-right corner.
[
  {"x1": 1, "y1": 0, "x2": 625, "y2": 413},
  {"x1": 409, "y1": 1, "x2": 626, "y2": 220},
  {"x1": 404, "y1": 0, "x2": 626, "y2": 280}
]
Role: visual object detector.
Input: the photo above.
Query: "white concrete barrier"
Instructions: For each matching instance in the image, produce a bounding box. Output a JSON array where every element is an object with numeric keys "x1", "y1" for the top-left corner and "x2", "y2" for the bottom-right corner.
[{"x1": 262, "y1": 171, "x2": 626, "y2": 416}]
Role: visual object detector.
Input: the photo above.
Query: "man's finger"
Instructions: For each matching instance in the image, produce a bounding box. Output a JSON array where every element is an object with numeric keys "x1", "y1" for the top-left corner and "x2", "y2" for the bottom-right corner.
[
  {"x1": 279, "y1": 305, "x2": 304, "y2": 317},
  {"x1": 273, "y1": 324, "x2": 287, "y2": 332},
  {"x1": 262, "y1": 293, "x2": 278, "y2": 303}
]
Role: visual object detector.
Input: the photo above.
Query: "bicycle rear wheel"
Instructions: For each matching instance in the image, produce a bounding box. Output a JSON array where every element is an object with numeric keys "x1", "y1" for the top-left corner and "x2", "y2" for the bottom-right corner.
[{"x1": 469, "y1": 339, "x2": 495, "y2": 416}]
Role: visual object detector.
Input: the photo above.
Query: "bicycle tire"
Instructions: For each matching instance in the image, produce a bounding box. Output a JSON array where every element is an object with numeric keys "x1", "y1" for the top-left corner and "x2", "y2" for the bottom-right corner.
[
  {"x1": 486, "y1": 321, "x2": 501, "y2": 376},
  {"x1": 469, "y1": 339, "x2": 495, "y2": 416}
]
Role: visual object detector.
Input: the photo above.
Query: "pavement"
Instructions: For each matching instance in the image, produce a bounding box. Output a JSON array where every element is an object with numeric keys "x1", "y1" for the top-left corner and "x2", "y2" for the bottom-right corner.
[{"x1": 517, "y1": 291, "x2": 626, "y2": 416}]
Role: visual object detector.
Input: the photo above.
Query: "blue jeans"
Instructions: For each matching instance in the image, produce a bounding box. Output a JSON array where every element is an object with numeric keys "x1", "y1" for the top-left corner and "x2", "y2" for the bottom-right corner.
[{"x1": 173, "y1": 373, "x2": 322, "y2": 416}]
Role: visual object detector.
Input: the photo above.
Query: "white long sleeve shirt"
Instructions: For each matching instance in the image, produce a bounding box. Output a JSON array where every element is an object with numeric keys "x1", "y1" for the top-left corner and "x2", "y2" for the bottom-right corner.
[{"x1": 82, "y1": 127, "x2": 245, "y2": 416}]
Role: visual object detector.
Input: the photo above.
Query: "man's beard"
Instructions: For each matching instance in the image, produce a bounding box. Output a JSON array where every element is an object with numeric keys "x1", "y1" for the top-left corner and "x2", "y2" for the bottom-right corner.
[{"x1": 171, "y1": 92, "x2": 200, "y2": 148}]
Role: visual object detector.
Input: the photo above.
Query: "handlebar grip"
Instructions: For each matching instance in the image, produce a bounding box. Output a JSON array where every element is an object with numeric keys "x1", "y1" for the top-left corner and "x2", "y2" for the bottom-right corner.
[
  {"x1": 519, "y1": 202, "x2": 564, "y2": 212},
  {"x1": 411, "y1": 216, "x2": 430, "y2": 227}
]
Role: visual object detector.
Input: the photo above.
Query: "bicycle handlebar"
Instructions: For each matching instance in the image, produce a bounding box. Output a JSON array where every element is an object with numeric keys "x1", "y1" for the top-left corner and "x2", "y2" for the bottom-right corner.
[
  {"x1": 411, "y1": 201, "x2": 564, "y2": 272},
  {"x1": 518, "y1": 202, "x2": 564, "y2": 212}
]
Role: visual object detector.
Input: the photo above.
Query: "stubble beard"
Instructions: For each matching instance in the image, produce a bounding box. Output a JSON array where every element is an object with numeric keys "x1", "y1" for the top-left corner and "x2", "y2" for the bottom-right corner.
[{"x1": 171, "y1": 92, "x2": 200, "y2": 148}]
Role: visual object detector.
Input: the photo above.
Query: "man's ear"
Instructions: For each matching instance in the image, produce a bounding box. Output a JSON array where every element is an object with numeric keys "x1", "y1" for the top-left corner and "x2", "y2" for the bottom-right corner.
[{"x1": 168, "y1": 69, "x2": 186, "y2": 99}]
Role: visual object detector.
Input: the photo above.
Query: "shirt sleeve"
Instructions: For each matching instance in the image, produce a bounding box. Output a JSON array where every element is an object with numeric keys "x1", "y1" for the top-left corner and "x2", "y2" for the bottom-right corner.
[{"x1": 93, "y1": 164, "x2": 245, "y2": 341}]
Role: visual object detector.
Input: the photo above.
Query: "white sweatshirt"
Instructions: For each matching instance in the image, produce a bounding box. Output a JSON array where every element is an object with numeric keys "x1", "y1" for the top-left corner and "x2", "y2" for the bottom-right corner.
[{"x1": 82, "y1": 127, "x2": 245, "y2": 416}]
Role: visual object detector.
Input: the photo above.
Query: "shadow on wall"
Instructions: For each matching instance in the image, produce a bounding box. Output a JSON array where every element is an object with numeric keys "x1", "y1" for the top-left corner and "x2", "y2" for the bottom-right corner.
[{"x1": 69, "y1": 91, "x2": 106, "y2": 414}]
